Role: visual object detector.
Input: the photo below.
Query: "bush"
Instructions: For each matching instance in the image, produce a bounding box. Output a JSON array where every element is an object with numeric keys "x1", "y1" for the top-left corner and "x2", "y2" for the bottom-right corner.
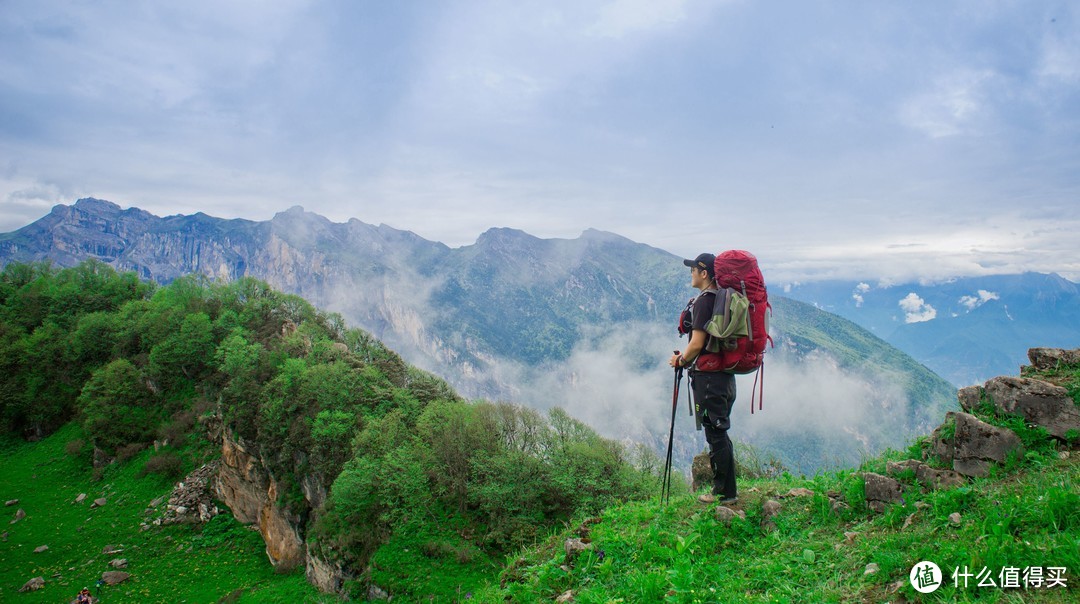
[{"x1": 143, "y1": 451, "x2": 185, "y2": 479}]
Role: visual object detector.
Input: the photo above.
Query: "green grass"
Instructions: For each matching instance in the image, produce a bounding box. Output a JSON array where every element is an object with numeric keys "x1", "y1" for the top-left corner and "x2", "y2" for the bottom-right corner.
[
  {"x1": 0, "y1": 423, "x2": 334, "y2": 604},
  {"x1": 472, "y1": 452, "x2": 1078, "y2": 603}
]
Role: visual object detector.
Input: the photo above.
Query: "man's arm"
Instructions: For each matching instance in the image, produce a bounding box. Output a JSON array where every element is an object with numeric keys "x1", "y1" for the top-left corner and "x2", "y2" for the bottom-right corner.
[{"x1": 669, "y1": 328, "x2": 707, "y2": 368}]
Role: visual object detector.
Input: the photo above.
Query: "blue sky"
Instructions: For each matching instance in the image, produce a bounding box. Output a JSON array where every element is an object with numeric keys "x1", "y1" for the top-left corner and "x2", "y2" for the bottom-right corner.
[{"x1": 2, "y1": 0, "x2": 1078, "y2": 282}]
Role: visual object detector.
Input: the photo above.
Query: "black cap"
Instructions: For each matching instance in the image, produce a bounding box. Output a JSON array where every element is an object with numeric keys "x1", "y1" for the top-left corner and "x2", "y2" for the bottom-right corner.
[{"x1": 683, "y1": 253, "x2": 715, "y2": 277}]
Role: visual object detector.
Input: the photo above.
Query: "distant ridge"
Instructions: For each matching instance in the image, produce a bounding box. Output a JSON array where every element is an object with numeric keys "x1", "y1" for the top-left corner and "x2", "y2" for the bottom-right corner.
[{"x1": 0, "y1": 198, "x2": 959, "y2": 473}]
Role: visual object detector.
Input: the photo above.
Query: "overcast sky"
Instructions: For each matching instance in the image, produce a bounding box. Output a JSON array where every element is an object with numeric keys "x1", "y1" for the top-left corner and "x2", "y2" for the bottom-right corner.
[{"x1": 2, "y1": 1, "x2": 1077, "y2": 283}]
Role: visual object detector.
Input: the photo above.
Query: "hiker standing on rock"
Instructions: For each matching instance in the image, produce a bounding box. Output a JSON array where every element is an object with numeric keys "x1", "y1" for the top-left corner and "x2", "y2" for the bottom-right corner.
[{"x1": 669, "y1": 253, "x2": 738, "y2": 505}]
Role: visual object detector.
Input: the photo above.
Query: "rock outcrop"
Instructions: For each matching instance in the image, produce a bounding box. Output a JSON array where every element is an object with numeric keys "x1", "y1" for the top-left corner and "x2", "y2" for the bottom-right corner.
[
  {"x1": 930, "y1": 412, "x2": 1025, "y2": 478},
  {"x1": 983, "y1": 376, "x2": 1080, "y2": 440},
  {"x1": 213, "y1": 432, "x2": 305, "y2": 570}
]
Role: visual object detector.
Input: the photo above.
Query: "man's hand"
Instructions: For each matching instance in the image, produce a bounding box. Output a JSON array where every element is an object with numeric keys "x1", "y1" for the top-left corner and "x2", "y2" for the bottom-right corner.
[{"x1": 669, "y1": 351, "x2": 682, "y2": 368}]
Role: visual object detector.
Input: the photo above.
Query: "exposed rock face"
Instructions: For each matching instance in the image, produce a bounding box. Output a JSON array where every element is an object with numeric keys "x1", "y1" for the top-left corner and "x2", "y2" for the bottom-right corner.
[
  {"x1": 305, "y1": 543, "x2": 352, "y2": 595},
  {"x1": 983, "y1": 376, "x2": 1080, "y2": 440},
  {"x1": 932, "y1": 412, "x2": 1025, "y2": 478},
  {"x1": 957, "y1": 386, "x2": 982, "y2": 412},
  {"x1": 213, "y1": 432, "x2": 304, "y2": 569}
]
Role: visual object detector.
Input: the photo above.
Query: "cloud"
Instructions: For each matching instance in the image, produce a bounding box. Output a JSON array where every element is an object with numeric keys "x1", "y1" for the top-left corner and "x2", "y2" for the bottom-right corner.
[
  {"x1": 851, "y1": 282, "x2": 871, "y2": 307},
  {"x1": 899, "y1": 293, "x2": 937, "y2": 323},
  {"x1": 958, "y1": 289, "x2": 999, "y2": 311}
]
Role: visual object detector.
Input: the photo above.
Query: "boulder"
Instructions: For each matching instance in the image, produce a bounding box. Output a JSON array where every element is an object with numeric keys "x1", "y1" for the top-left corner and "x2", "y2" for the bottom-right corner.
[
  {"x1": 11, "y1": 508, "x2": 26, "y2": 523},
  {"x1": 863, "y1": 473, "x2": 904, "y2": 513},
  {"x1": 101, "y1": 571, "x2": 131, "y2": 585},
  {"x1": 564, "y1": 538, "x2": 592, "y2": 562},
  {"x1": 761, "y1": 499, "x2": 781, "y2": 531},
  {"x1": 886, "y1": 459, "x2": 966, "y2": 490},
  {"x1": 915, "y1": 466, "x2": 966, "y2": 490},
  {"x1": 782, "y1": 488, "x2": 815, "y2": 498},
  {"x1": 957, "y1": 386, "x2": 983, "y2": 412},
  {"x1": 951, "y1": 412, "x2": 1025, "y2": 477},
  {"x1": 714, "y1": 506, "x2": 746, "y2": 526},
  {"x1": 984, "y1": 376, "x2": 1080, "y2": 440},
  {"x1": 1027, "y1": 347, "x2": 1080, "y2": 371},
  {"x1": 690, "y1": 452, "x2": 712, "y2": 492},
  {"x1": 19, "y1": 576, "x2": 45, "y2": 592}
]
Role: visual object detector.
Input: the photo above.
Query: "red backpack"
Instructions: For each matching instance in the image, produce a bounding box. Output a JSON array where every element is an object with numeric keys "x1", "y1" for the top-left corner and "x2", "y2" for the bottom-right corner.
[{"x1": 694, "y1": 250, "x2": 773, "y2": 412}]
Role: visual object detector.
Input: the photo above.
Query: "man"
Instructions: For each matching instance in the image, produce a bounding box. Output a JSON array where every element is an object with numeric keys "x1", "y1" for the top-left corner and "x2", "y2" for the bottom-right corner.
[{"x1": 669, "y1": 252, "x2": 738, "y2": 505}]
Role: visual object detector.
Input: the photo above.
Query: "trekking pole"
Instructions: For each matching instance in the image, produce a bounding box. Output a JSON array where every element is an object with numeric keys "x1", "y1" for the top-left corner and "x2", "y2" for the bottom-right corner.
[{"x1": 661, "y1": 352, "x2": 683, "y2": 505}]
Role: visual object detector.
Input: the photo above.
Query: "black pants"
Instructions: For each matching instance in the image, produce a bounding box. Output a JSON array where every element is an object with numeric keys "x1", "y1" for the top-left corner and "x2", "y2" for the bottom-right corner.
[{"x1": 690, "y1": 370, "x2": 737, "y2": 499}]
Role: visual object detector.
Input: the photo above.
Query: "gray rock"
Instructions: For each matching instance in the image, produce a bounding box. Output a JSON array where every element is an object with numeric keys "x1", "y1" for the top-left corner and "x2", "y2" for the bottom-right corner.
[
  {"x1": 102, "y1": 545, "x2": 123, "y2": 554},
  {"x1": 34, "y1": 545, "x2": 48, "y2": 553},
  {"x1": 101, "y1": 571, "x2": 131, "y2": 585},
  {"x1": 951, "y1": 412, "x2": 1025, "y2": 477},
  {"x1": 11, "y1": 508, "x2": 26, "y2": 523},
  {"x1": 949, "y1": 512, "x2": 962, "y2": 525},
  {"x1": 957, "y1": 386, "x2": 983, "y2": 412},
  {"x1": 109, "y1": 558, "x2": 128, "y2": 569},
  {"x1": 91, "y1": 498, "x2": 107, "y2": 508},
  {"x1": 367, "y1": 584, "x2": 389, "y2": 600},
  {"x1": 4, "y1": 499, "x2": 17, "y2": 506},
  {"x1": 761, "y1": 499, "x2": 781, "y2": 531},
  {"x1": 916, "y1": 466, "x2": 967, "y2": 490},
  {"x1": 714, "y1": 505, "x2": 746, "y2": 526},
  {"x1": 984, "y1": 376, "x2": 1080, "y2": 440},
  {"x1": 19, "y1": 576, "x2": 45, "y2": 592},
  {"x1": 556, "y1": 589, "x2": 575, "y2": 603},
  {"x1": 1027, "y1": 347, "x2": 1080, "y2": 371},
  {"x1": 564, "y1": 538, "x2": 592, "y2": 561},
  {"x1": 885, "y1": 460, "x2": 923, "y2": 477},
  {"x1": 864, "y1": 472, "x2": 904, "y2": 511},
  {"x1": 864, "y1": 563, "x2": 880, "y2": 576}
]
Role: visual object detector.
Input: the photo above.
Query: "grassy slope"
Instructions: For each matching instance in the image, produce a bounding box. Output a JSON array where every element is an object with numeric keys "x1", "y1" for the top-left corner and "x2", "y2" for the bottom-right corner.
[
  {"x1": 0, "y1": 423, "x2": 334, "y2": 604},
  {"x1": 473, "y1": 365, "x2": 1080, "y2": 603}
]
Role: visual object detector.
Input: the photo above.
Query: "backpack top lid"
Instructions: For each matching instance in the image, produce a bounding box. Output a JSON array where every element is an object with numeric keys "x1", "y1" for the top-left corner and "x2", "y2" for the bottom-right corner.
[{"x1": 713, "y1": 250, "x2": 766, "y2": 303}]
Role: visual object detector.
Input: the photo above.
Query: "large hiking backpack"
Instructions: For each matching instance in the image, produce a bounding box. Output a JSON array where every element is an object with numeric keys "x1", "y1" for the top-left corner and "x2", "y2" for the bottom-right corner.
[{"x1": 694, "y1": 250, "x2": 772, "y2": 412}]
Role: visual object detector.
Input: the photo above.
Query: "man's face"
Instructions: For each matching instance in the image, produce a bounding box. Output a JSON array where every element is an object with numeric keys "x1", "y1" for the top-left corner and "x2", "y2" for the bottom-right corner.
[{"x1": 690, "y1": 266, "x2": 704, "y2": 288}]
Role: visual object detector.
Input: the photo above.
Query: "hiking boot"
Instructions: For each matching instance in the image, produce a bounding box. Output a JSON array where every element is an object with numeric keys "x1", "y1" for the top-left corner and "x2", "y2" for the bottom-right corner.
[
  {"x1": 719, "y1": 496, "x2": 738, "y2": 505},
  {"x1": 697, "y1": 493, "x2": 717, "y2": 504}
]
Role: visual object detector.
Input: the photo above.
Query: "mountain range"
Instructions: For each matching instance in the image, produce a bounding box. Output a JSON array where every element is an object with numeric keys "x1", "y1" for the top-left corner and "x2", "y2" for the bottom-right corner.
[
  {"x1": 782, "y1": 274, "x2": 1080, "y2": 387},
  {"x1": 0, "y1": 198, "x2": 959, "y2": 473}
]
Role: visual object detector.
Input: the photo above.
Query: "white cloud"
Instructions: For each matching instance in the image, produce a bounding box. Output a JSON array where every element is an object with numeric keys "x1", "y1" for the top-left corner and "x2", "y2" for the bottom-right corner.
[
  {"x1": 852, "y1": 293, "x2": 864, "y2": 307},
  {"x1": 898, "y1": 293, "x2": 937, "y2": 323},
  {"x1": 958, "y1": 289, "x2": 999, "y2": 310}
]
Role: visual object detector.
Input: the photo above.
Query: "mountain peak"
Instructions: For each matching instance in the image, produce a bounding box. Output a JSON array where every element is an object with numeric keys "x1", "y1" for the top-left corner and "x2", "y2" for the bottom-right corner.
[{"x1": 72, "y1": 197, "x2": 122, "y2": 214}]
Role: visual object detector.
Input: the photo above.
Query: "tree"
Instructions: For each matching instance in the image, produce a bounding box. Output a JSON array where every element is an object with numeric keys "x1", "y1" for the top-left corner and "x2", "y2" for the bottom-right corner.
[{"x1": 79, "y1": 359, "x2": 158, "y2": 454}]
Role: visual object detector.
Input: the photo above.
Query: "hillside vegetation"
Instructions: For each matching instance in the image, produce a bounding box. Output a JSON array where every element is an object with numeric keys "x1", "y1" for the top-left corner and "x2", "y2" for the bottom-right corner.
[
  {"x1": 471, "y1": 361, "x2": 1079, "y2": 603},
  {"x1": 0, "y1": 261, "x2": 658, "y2": 601}
]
